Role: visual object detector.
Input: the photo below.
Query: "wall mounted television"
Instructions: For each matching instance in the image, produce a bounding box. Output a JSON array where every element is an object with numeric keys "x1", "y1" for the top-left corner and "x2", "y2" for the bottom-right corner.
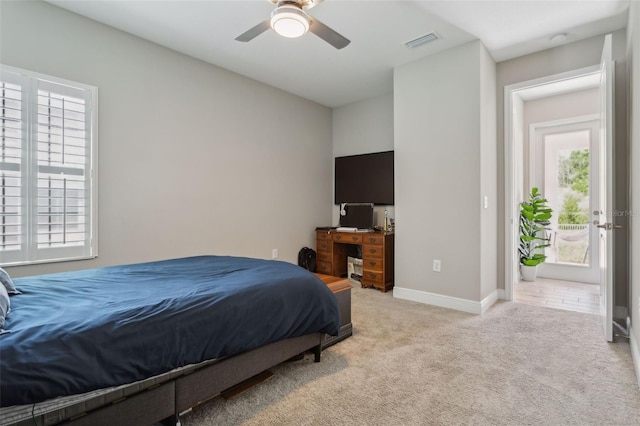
[{"x1": 334, "y1": 150, "x2": 394, "y2": 205}]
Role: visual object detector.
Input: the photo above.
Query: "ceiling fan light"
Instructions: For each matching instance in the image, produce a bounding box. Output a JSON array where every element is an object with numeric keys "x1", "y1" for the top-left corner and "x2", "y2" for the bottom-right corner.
[{"x1": 270, "y1": 5, "x2": 309, "y2": 38}]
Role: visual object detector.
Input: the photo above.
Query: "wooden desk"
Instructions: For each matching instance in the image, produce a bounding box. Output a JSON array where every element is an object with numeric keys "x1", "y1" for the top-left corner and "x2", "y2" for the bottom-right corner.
[{"x1": 316, "y1": 230, "x2": 394, "y2": 292}]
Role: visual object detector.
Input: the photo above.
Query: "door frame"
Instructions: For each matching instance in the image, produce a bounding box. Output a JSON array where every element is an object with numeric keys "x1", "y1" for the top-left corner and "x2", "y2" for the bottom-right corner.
[{"x1": 504, "y1": 65, "x2": 601, "y2": 301}]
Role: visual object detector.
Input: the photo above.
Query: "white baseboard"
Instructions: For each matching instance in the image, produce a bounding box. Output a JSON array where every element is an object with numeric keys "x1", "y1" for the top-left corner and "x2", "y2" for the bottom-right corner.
[
  {"x1": 393, "y1": 287, "x2": 498, "y2": 315},
  {"x1": 497, "y1": 288, "x2": 506, "y2": 300},
  {"x1": 481, "y1": 289, "x2": 499, "y2": 313},
  {"x1": 631, "y1": 330, "x2": 640, "y2": 390}
]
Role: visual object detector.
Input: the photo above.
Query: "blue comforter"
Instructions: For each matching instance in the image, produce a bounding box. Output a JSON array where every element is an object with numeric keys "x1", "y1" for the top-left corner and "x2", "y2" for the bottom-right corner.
[{"x1": 0, "y1": 256, "x2": 340, "y2": 407}]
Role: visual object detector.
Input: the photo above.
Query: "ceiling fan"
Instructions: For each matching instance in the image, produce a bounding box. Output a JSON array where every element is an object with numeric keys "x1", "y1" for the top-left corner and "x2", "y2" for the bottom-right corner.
[{"x1": 235, "y1": 0, "x2": 350, "y2": 50}]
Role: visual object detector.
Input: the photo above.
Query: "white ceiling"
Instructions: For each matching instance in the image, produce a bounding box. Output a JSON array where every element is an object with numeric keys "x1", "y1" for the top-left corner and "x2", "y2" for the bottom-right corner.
[{"x1": 46, "y1": 0, "x2": 630, "y2": 108}]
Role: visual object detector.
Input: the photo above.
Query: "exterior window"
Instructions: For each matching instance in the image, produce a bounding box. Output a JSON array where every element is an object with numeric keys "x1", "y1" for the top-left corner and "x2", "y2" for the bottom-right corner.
[{"x1": 0, "y1": 65, "x2": 97, "y2": 266}]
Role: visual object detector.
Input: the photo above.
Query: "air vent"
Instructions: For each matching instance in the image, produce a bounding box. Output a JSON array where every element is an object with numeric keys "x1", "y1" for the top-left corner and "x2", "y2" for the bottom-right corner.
[{"x1": 404, "y1": 32, "x2": 439, "y2": 49}]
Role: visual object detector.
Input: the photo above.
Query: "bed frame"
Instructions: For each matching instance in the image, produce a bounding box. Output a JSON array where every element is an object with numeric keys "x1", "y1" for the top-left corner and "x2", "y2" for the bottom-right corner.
[{"x1": 8, "y1": 333, "x2": 323, "y2": 426}]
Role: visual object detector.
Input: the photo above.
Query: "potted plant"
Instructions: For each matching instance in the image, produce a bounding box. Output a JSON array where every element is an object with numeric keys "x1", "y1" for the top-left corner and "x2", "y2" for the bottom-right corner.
[{"x1": 519, "y1": 187, "x2": 552, "y2": 281}]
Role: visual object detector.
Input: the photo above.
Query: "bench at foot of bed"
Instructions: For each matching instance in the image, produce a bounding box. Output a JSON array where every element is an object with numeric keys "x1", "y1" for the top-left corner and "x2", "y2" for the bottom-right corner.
[{"x1": 314, "y1": 274, "x2": 353, "y2": 349}]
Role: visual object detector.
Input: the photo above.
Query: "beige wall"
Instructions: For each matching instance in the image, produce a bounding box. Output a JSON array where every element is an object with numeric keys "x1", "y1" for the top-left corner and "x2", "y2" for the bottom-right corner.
[
  {"x1": 497, "y1": 31, "x2": 629, "y2": 309},
  {"x1": 393, "y1": 40, "x2": 497, "y2": 310},
  {"x1": 0, "y1": 1, "x2": 333, "y2": 277},
  {"x1": 332, "y1": 93, "x2": 394, "y2": 158},
  {"x1": 627, "y1": 1, "x2": 640, "y2": 380}
]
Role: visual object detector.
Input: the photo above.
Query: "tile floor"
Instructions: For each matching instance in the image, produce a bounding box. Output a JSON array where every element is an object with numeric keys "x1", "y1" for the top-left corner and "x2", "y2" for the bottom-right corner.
[{"x1": 514, "y1": 277, "x2": 599, "y2": 315}]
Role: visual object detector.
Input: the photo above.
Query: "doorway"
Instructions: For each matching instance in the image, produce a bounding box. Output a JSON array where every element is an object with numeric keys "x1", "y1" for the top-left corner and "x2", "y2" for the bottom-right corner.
[
  {"x1": 505, "y1": 35, "x2": 616, "y2": 341},
  {"x1": 504, "y1": 65, "x2": 602, "y2": 303}
]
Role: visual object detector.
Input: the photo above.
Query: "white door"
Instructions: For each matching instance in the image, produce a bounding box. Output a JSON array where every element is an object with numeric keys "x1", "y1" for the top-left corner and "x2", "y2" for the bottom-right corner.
[
  {"x1": 531, "y1": 118, "x2": 600, "y2": 284},
  {"x1": 596, "y1": 34, "x2": 615, "y2": 342}
]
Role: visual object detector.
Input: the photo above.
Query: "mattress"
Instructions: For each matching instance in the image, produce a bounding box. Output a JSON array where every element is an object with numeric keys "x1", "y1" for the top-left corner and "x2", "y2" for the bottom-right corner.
[{"x1": 0, "y1": 255, "x2": 340, "y2": 408}]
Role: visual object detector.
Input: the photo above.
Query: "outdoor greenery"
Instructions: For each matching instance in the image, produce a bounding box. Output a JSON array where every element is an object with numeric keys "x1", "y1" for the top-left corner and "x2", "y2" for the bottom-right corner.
[
  {"x1": 557, "y1": 193, "x2": 589, "y2": 224},
  {"x1": 557, "y1": 148, "x2": 589, "y2": 224},
  {"x1": 558, "y1": 148, "x2": 589, "y2": 195},
  {"x1": 519, "y1": 187, "x2": 553, "y2": 267}
]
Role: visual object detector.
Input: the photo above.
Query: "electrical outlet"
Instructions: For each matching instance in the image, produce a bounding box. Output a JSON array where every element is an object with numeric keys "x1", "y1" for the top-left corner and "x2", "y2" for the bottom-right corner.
[
  {"x1": 272, "y1": 249, "x2": 278, "y2": 259},
  {"x1": 433, "y1": 259, "x2": 441, "y2": 272}
]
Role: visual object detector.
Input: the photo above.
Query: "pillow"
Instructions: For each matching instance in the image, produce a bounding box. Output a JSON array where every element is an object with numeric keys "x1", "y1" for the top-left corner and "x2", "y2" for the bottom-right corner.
[
  {"x1": 0, "y1": 283, "x2": 10, "y2": 332},
  {"x1": 0, "y1": 267, "x2": 21, "y2": 295}
]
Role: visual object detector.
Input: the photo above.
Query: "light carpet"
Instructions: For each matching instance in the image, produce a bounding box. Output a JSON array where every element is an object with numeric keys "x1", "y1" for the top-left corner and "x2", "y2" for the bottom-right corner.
[{"x1": 181, "y1": 285, "x2": 640, "y2": 426}]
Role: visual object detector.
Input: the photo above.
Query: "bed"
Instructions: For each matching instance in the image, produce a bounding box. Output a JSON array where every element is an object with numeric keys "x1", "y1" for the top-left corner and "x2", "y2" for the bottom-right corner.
[{"x1": 0, "y1": 255, "x2": 340, "y2": 425}]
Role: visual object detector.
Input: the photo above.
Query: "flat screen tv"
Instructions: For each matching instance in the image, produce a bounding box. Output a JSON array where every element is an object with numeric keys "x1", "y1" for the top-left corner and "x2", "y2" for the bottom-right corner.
[{"x1": 334, "y1": 150, "x2": 394, "y2": 205}]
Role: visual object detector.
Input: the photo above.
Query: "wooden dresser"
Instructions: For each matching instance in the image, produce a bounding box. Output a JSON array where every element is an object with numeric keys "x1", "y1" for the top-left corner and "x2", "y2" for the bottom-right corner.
[{"x1": 316, "y1": 230, "x2": 394, "y2": 292}]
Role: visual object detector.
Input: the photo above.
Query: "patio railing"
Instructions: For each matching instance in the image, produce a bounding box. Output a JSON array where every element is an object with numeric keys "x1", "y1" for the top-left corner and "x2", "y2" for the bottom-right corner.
[{"x1": 557, "y1": 223, "x2": 589, "y2": 231}]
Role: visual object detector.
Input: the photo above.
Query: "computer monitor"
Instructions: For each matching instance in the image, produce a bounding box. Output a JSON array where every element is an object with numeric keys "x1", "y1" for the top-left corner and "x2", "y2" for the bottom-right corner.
[{"x1": 340, "y1": 203, "x2": 374, "y2": 229}]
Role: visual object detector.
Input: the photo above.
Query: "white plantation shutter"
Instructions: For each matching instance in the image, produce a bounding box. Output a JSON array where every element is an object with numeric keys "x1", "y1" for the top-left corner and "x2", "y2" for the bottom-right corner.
[
  {"x1": 0, "y1": 78, "x2": 23, "y2": 257},
  {"x1": 0, "y1": 65, "x2": 97, "y2": 266}
]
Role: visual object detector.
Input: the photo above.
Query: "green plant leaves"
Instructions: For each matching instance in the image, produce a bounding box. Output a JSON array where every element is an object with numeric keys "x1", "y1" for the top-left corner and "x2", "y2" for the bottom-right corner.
[
  {"x1": 522, "y1": 255, "x2": 546, "y2": 267},
  {"x1": 519, "y1": 187, "x2": 553, "y2": 266}
]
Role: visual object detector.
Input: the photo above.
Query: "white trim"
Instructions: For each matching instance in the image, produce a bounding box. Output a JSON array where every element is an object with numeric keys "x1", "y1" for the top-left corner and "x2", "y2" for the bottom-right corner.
[
  {"x1": 504, "y1": 64, "x2": 601, "y2": 303},
  {"x1": 504, "y1": 87, "x2": 515, "y2": 301},
  {"x1": 505, "y1": 65, "x2": 601, "y2": 96},
  {"x1": 497, "y1": 288, "x2": 506, "y2": 300},
  {"x1": 1, "y1": 64, "x2": 97, "y2": 93},
  {"x1": 631, "y1": 330, "x2": 640, "y2": 389},
  {"x1": 481, "y1": 290, "x2": 499, "y2": 313},
  {"x1": 393, "y1": 287, "x2": 498, "y2": 315},
  {"x1": 528, "y1": 114, "x2": 600, "y2": 131},
  {"x1": 1, "y1": 255, "x2": 97, "y2": 268}
]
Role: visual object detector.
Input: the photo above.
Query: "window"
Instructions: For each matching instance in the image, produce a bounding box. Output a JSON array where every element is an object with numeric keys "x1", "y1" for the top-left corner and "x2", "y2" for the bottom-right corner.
[{"x1": 0, "y1": 65, "x2": 97, "y2": 266}]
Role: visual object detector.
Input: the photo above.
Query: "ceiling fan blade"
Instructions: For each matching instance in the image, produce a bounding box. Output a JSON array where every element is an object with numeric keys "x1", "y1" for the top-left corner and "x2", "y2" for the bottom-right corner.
[
  {"x1": 308, "y1": 17, "x2": 350, "y2": 49},
  {"x1": 235, "y1": 20, "x2": 271, "y2": 42}
]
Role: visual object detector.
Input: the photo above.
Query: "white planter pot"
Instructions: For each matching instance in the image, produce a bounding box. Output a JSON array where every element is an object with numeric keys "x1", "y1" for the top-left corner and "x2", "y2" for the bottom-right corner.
[{"x1": 520, "y1": 265, "x2": 537, "y2": 282}]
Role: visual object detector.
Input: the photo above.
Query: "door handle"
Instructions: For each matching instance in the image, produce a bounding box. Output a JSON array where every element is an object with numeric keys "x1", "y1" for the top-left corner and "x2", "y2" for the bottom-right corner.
[{"x1": 594, "y1": 222, "x2": 623, "y2": 230}]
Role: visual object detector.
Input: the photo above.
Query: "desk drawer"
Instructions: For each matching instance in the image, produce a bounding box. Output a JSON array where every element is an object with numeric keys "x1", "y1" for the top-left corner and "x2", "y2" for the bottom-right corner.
[
  {"x1": 316, "y1": 231, "x2": 331, "y2": 241},
  {"x1": 317, "y1": 240, "x2": 332, "y2": 251},
  {"x1": 316, "y1": 251, "x2": 332, "y2": 263},
  {"x1": 363, "y1": 257, "x2": 383, "y2": 271},
  {"x1": 363, "y1": 235, "x2": 384, "y2": 245},
  {"x1": 362, "y1": 270, "x2": 383, "y2": 285},
  {"x1": 316, "y1": 261, "x2": 332, "y2": 275},
  {"x1": 363, "y1": 245, "x2": 383, "y2": 258},
  {"x1": 333, "y1": 233, "x2": 363, "y2": 244}
]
